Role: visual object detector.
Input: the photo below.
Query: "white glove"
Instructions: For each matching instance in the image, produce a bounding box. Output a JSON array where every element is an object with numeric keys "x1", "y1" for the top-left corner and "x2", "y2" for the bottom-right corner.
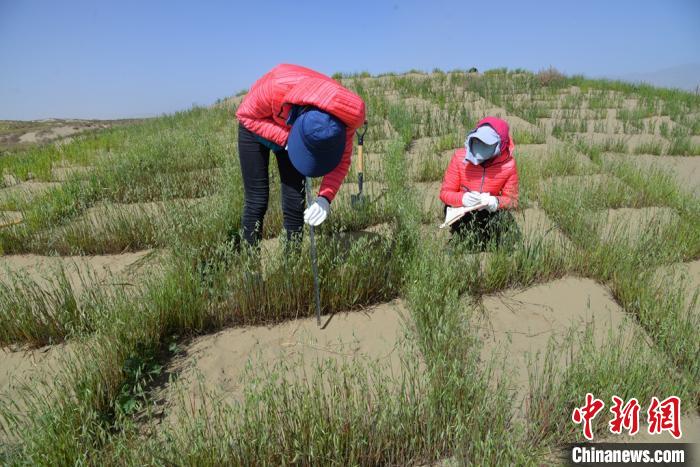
[
  {"x1": 304, "y1": 196, "x2": 330, "y2": 226},
  {"x1": 462, "y1": 191, "x2": 483, "y2": 208},
  {"x1": 479, "y1": 192, "x2": 499, "y2": 212}
]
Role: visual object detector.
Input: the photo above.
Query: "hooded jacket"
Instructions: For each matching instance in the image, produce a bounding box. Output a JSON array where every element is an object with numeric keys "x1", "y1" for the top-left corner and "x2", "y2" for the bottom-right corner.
[
  {"x1": 236, "y1": 64, "x2": 366, "y2": 202},
  {"x1": 439, "y1": 116, "x2": 519, "y2": 209}
]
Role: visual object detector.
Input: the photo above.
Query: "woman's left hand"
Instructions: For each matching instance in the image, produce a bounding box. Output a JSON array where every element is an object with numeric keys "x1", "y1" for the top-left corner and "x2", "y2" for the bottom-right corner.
[{"x1": 480, "y1": 193, "x2": 499, "y2": 212}]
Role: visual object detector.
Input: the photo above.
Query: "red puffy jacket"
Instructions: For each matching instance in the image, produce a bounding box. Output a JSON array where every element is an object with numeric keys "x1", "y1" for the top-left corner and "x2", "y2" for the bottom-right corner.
[
  {"x1": 439, "y1": 117, "x2": 518, "y2": 209},
  {"x1": 236, "y1": 64, "x2": 366, "y2": 202}
]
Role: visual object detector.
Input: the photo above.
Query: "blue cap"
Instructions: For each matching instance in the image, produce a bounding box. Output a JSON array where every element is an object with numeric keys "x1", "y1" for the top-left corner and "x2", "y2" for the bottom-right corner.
[
  {"x1": 287, "y1": 109, "x2": 346, "y2": 177},
  {"x1": 465, "y1": 124, "x2": 501, "y2": 165}
]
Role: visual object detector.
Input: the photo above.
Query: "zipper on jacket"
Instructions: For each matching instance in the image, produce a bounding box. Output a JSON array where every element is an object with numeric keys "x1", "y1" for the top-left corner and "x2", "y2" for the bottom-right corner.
[{"x1": 477, "y1": 153, "x2": 510, "y2": 192}]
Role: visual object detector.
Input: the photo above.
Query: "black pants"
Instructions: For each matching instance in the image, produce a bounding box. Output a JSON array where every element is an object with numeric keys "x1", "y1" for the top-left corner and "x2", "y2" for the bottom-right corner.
[
  {"x1": 238, "y1": 123, "x2": 305, "y2": 247},
  {"x1": 446, "y1": 206, "x2": 520, "y2": 252}
]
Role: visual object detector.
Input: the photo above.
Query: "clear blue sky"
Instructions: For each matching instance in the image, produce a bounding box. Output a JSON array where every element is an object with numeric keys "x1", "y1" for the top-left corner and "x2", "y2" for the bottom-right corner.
[{"x1": 1, "y1": 0, "x2": 698, "y2": 120}]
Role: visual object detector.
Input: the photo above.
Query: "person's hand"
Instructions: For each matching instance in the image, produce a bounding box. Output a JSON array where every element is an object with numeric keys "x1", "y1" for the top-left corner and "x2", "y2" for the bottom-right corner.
[
  {"x1": 304, "y1": 196, "x2": 331, "y2": 226},
  {"x1": 479, "y1": 192, "x2": 499, "y2": 213},
  {"x1": 462, "y1": 191, "x2": 483, "y2": 207}
]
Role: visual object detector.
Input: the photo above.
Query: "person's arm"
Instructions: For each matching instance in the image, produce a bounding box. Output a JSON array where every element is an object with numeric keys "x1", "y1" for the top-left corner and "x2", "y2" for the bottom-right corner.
[
  {"x1": 439, "y1": 152, "x2": 464, "y2": 207},
  {"x1": 496, "y1": 162, "x2": 519, "y2": 209},
  {"x1": 318, "y1": 127, "x2": 354, "y2": 202},
  {"x1": 236, "y1": 81, "x2": 289, "y2": 147}
]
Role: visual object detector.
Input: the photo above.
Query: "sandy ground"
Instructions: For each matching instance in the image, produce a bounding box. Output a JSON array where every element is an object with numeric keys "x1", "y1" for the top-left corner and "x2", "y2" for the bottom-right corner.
[
  {"x1": 158, "y1": 299, "x2": 411, "y2": 426},
  {"x1": 16, "y1": 124, "x2": 108, "y2": 146},
  {"x1": 50, "y1": 165, "x2": 94, "y2": 182},
  {"x1": 0, "y1": 344, "x2": 71, "y2": 396},
  {"x1": 514, "y1": 207, "x2": 572, "y2": 249},
  {"x1": 476, "y1": 277, "x2": 635, "y2": 420},
  {"x1": 0, "y1": 250, "x2": 155, "y2": 296},
  {"x1": 406, "y1": 136, "x2": 445, "y2": 158},
  {"x1": 0, "y1": 211, "x2": 23, "y2": 228},
  {"x1": 515, "y1": 143, "x2": 551, "y2": 158},
  {"x1": 2, "y1": 174, "x2": 19, "y2": 188},
  {"x1": 595, "y1": 207, "x2": 679, "y2": 243},
  {"x1": 0, "y1": 181, "x2": 61, "y2": 204},
  {"x1": 0, "y1": 342, "x2": 74, "y2": 443}
]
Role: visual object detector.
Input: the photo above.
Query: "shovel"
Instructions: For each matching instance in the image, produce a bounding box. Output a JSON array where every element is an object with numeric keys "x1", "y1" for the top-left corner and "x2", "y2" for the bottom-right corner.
[
  {"x1": 305, "y1": 176, "x2": 322, "y2": 326},
  {"x1": 351, "y1": 122, "x2": 368, "y2": 208}
]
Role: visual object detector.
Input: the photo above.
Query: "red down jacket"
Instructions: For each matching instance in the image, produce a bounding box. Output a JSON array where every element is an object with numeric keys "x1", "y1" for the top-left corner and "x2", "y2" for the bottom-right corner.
[
  {"x1": 236, "y1": 64, "x2": 366, "y2": 202},
  {"x1": 439, "y1": 116, "x2": 519, "y2": 209}
]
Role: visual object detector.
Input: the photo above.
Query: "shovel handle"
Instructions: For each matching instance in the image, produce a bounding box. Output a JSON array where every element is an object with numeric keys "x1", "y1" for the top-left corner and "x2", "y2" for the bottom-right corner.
[{"x1": 357, "y1": 144, "x2": 364, "y2": 174}]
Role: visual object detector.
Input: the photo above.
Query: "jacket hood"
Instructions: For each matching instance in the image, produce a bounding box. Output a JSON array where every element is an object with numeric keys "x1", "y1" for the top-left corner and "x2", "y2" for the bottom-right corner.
[{"x1": 473, "y1": 116, "x2": 514, "y2": 165}]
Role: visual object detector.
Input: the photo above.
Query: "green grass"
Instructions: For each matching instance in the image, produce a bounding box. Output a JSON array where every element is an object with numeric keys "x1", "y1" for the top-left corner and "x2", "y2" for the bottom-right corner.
[
  {"x1": 528, "y1": 324, "x2": 693, "y2": 445},
  {"x1": 633, "y1": 140, "x2": 663, "y2": 155},
  {"x1": 2, "y1": 68, "x2": 699, "y2": 465},
  {"x1": 512, "y1": 127, "x2": 547, "y2": 144},
  {"x1": 415, "y1": 156, "x2": 447, "y2": 182},
  {"x1": 666, "y1": 137, "x2": 700, "y2": 156}
]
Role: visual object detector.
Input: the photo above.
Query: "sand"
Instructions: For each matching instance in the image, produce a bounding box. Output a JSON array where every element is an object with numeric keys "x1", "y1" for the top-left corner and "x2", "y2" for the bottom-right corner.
[
  {"x1": 0, "y1": 181, "x2": 61, "y2": 204},
  {"x1": 50, "y1": 165, "x2": 94, "y2": 182},
  {"x1": 2, "y1": 174, "x2": 19, "y2": 188},
  {"x1": 476, "y1": 277, "x2": 634, "y2": 419},
  {"x1": 515, "y1": 143, "x2": 550, "y2": 158},
  {"x1": 0, "y1": 250, "x2": 155, "y2": 296},
  {"x1": 406, "y1": 136, "x2": 444, "y2": 158},
  {"x1": 0, "y1": 343, "x2": 74, "y2": 444},
  {"x1": 0, "y1": 211, "x2": 23, "y2": 228},
  {"x1": 17, "y1": 125, "x2": 96, "y2": 144},
  {"x1": 159, "y1": 299, "x2": 410, "y2": 424},
  {"x1": 655, "y1": 260, "x2": 700, "y2": 313},
  {"x1": 0, "y1": 344, "x2": 71, "y2": 396},
  {"x1": 514, "y1": 208, "x2": 572, "y2": 249}
]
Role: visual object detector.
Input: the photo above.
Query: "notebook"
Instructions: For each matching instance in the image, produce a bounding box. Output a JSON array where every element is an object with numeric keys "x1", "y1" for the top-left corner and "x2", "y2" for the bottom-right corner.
[{"x1": 439, "y1": 204, "x2": 487, "y2": 229}]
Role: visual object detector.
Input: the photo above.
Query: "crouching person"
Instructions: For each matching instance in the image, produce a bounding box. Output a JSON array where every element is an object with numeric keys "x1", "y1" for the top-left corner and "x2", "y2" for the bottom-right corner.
[
  {"x1": 235, "y1": 64, "x2": 366, "y2": 248},
  {"x1": 439, "y1": 116, "x2": 520, "y2": 251}
]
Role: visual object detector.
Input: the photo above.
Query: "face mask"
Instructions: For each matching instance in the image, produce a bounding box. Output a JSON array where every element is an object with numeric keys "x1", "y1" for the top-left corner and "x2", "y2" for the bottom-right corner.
[{"x1": 464, "y1": 132, "x2": 500, "y2": 165}]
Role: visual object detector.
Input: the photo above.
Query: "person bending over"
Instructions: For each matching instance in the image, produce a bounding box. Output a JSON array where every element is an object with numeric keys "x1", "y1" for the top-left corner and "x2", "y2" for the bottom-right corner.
[{"x1": 235, "y1": 64, "x2": 366, "y2": 247}]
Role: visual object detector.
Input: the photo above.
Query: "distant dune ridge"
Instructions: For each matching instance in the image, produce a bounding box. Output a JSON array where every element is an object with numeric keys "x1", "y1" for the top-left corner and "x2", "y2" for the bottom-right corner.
[{"x1": 611, "y1": 63, "x2": 700, "y2": 92}]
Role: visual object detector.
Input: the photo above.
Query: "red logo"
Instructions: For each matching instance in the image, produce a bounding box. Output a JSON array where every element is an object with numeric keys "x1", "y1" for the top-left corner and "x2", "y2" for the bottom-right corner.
[
  {"x1": 647, "y1": 396, "x2": 682, "y2": 439},
  {"x1": 572, "y1": 393, "x2": 605, "y2": 440},
  {"x1": 572, "y1": 394, "x2": 682, "y2": 440},
  {"x1": 608, "y1": 396, "x2": 640, "y2": 436}
]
